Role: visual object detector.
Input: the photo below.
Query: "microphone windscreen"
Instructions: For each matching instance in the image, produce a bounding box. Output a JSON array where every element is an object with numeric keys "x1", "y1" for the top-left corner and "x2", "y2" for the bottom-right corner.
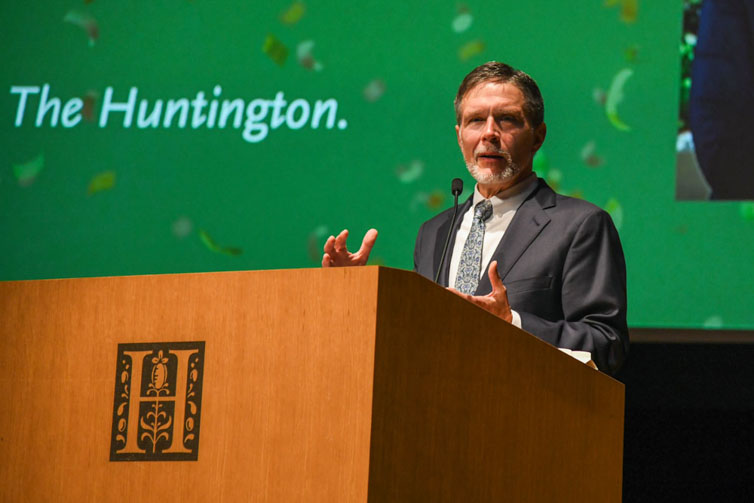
[{"x1": 451, "y1": 178, "x2": 463, "y2": 196}]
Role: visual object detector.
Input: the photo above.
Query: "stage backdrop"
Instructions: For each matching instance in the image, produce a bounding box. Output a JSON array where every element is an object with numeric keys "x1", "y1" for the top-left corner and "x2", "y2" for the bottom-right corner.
[{"x1": 2, "y1": 1, "x2": 752, "y2": 329}]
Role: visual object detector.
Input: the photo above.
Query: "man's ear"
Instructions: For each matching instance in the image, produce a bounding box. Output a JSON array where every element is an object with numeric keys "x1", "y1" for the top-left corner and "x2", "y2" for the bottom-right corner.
[
  {"x1": 532, "y1": 122, "x2": 547, "y2": 153},
  {"x1": 455, "y1": 124, "x2": 462, "y2": 149}
]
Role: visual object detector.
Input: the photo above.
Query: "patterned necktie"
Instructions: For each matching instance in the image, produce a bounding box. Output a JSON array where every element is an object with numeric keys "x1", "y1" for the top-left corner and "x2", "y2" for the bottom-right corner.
[{"x1": 455, "y1": 199, "x2": 493, "y2": 295}]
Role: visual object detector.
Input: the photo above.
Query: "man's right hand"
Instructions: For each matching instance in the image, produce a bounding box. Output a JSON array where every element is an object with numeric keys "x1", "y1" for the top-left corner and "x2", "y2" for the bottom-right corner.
[{"x1": 321, "y1": 229, "x2": 378, "y2": 267}]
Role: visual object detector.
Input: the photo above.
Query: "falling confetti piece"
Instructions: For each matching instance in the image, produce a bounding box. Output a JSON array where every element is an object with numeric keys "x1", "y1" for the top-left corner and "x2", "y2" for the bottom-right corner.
[
  {"x1": 741, "y1": 203, "x2": 754, "y2": 222},
  {"x1": 458, "y1": 40, "x2": 485, "y2": 61},
  {"x1": 263, "y1": 34, "x2": 288, "y2": 67},
  {"x1": 604, "y1": 0, "x2": 638, "y2": 23},
  {"x1": 624, "y1": 44, "x2": 639, "y2": 63},
  {"x1": 82, "y1": 90, "x2": 99, "y2": 122},
  {"x1": 13, "y1": 153, "x2": 44, "y2": 187},
  {"x1": 307, "y1": 224, "x2": 329, "y2": 262},
  {"x1": 452, "y1": 10, "x2": 473, "y2": 33},
  {"x1": 280, "y1": 1, "x2": 306, "y2": 25},
  {"x1": 396, "y1": 160, "x2": 424, "y2": 183},
  {"x1": 703, "y1": 315, "x2": 723, "y2": 329},
  {"x1": 363, "y1": 79, "x2": 386, "y2": 102},
  {"x1": 296, "y1": 40, "x2": 323, "y2": 71},
  {"x1": 87, "y1": 170, "x2": 116, "y2": 195},
  {"x1": 172, "y1": 217, "x2": 194, "y2": 238},
  {"x1": 605, "y1": 68, "x2": 633, "y2": 131},
  {"x1": 604, "y1": 198, "x2": 623, "y2": 230},
  {"x1": 567, "y1": 190, "x2": 584, "y2": 199},
  {"x1": 199, "y1": 229, "x2": 242, "y2": 256},
  {"x1": 426, "y1": 189, "x2": 446, "y2": 210},
  {"x1": 63, "y1": 11, "x2": 99, "y2": 46},
  {"x1": 592, "y1": 87, "x2": 607, "y2": 106},
  {"x1": 545, "y1": 168, "x2": 563, "y2": 191},
  {"x1": 580, "y1": 140, "x2": 604, "y2": 167}
]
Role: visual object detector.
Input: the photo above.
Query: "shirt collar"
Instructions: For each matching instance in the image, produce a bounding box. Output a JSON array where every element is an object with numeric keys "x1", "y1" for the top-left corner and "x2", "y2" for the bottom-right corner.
[{"x1": 472, "y1": 172, "x2": 538, "y2": 209}]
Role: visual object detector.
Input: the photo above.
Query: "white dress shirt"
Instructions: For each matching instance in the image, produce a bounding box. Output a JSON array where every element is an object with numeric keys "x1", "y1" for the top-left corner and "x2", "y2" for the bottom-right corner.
[{"x1": 448, "y1": 173, "x2": 539, "y2": 328}]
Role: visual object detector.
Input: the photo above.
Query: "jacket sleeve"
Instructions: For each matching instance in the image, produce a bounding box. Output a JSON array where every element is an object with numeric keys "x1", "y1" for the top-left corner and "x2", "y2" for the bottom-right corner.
[{"x1": 518, "y1": 210, "x2": 629, "y2": 375}]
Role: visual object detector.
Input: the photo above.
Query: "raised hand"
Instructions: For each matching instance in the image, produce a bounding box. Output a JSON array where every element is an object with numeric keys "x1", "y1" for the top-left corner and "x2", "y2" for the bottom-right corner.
[
  {"x1": 448, "y1": 260, "x2": 513, "y2": 323},
  {"x1": 321, "y1": 228, "x2": 378, "y2": 267}
]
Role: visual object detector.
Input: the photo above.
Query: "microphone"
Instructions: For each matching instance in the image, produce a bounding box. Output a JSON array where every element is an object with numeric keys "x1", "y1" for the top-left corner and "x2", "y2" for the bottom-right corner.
[{"x1": 434, "y1": 178, "x2": 464, "y2": 284}]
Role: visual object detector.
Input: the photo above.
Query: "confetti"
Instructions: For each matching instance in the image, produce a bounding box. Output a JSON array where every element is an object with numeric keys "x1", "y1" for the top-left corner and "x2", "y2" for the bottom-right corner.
[
  {"x1": 172, "y1": 217, "x2": 194, "y2": 238},
  {"x1": 592, "y1": 87, "x2": 607, "y2": 106},
  {"x1": 63, "y1": 11, "x2": 99, "y2": 46},
  {"x1": 533, "y1": 149, "x2": 549, "y2": 173},
  {"x1": 604, "y1": 198, "x2": 623, "y2": 230},
  {"x1": 396, "y1": 160, "x2": 424, "y2": 183},
  {"x1": 199, "y1": 229, "x2": 242, "y2": 256},
  {"x1": 363, "y1": 79, "x2": 386, "y2": 102},
  {"x1": 703, "y1": 315, "x2": 723, "y2": 329},
  {"x1": 741, "y1": 203, "x2": 754, "y2": 222},
  {"x1": 458, "y1": 40, "x2": 485, "y2": 61},
  {"x1": 82, "y1": 90, "x2": 99, "y2": 122},
  {"x1": 452, "y1": 8, "x2": 473, "y2": 33},
  {"x1": 545, "y1": 168, "x2": 563, "y2": 192},
  {"x1": 307, "y1": 224, "x2": 329, "y2": 262},
  {"x1": 604, "y1": 0, "x2": 638, "y2": 24},
  {"x1": 280, "y1": 1, "x2": 306, "y2": 25},
  {"x1": 410, "y1": 191, "x2": 446, "y2": 211},
  {"x1": 13, "y1": 153, "x2": 44, "y2": 187},
  {"x1": 263, "y1": 34, "x2": 288, "y2": 66},
  {"x1": 605, "y1": 68, "x2": 633, "y2": 131},
  {"x1": 87, "y1": 170, "x2": 116, "y2": 195},
  {"x1": 624, "y1": 44, "x2": 639, "y2": 63},
  {"x1": 296, "y1": 40, "x2": 323, "y2": 71},
  {"x1": 580, "y1": 140, "x2": 604, "y2": 167},
  {"x1": 426, "y1": 189, "x2": 446, "y2": 210}
]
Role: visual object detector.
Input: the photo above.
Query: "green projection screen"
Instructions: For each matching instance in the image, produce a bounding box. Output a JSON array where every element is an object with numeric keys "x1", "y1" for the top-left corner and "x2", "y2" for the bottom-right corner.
[{"x1": 2, "y1": 1, "x2": 752, "y2": 329}]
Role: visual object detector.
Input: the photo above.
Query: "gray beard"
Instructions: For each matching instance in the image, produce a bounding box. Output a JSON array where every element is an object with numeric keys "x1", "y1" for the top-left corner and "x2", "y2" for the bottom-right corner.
[{"x1": 466, "y1": 159, "x2": 519, "y2": 185}]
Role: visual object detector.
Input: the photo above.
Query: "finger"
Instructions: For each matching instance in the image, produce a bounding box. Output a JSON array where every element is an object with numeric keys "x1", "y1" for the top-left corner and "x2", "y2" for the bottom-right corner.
[
  {"x1": 334, "y1": 229, "x2": 349, "y2": 253},
  {"x1": 321, "y1": 253, "x2": 332, "y2": 268},
  {"x1": 357, "y1": 228, "x2": 378, "y2": 256},
  {"x1": 323, "y1": 235, "x2": 336, "y2": 255},
  {"x1": 488, "y1": 260, "x2": 505, "y2": 292}
]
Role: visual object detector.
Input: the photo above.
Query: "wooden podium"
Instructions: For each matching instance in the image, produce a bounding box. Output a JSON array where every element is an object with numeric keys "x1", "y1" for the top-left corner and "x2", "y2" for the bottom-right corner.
[{"x1": 0, "y1": 267, "x2": 623, "y2": 502}]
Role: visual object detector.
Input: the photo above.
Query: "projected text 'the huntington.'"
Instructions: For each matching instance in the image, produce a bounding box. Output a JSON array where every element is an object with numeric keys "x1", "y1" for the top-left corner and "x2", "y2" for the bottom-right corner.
[{"x1": 9, "y1": 84, "x2": 348, "y2": 143}]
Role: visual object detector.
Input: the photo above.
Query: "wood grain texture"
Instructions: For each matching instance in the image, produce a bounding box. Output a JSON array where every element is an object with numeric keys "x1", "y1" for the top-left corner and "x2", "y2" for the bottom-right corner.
[
  {"x1": 0, "y1": 268, "x2": 378, "y2": 502},
  {"x1": 368, "y1": 267, "x2": 624, "y2": 502},
  {"x1": 0, "y1": 267, "x2": 623, "y2": 502}
]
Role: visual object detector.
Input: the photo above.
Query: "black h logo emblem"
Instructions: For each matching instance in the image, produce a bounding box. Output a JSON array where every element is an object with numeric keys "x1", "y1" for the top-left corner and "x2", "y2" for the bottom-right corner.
[{"x1": 110, "y1": 342, "x2": 205, "y2": 461}]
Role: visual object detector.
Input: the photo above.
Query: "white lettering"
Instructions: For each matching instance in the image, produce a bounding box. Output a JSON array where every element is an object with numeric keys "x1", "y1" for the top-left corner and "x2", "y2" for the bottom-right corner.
[
  {"x1": 312, "y1": 99, "x2": 338, "y2": 129},
  {"x1": 35, "y1": 84, "x2": 61, "y2": 127},
  {"x1": 270, "y1": 91, "x2": 287, "y2": 129},
  {"x1": 164, "y1": 99, "x2": 189, "y2": 128},
  {"x1": 286, "y1": 99, "x2": 310, "y2": 130},
  {"x1": 100, "y1": 87, "x2": 137, "y2": 127},
  {"x1": 137, "y1": 99, "x2": 163, "y2": 128},
  {"x1": 242, "y1": 99, "x2": 269, "y2": 143},
  {"x1": 10, "y1": 85, "x2": 40, "y2": 126},
  {"x1": 61, "y1": 98, "x2": 83, "y2": 128}
]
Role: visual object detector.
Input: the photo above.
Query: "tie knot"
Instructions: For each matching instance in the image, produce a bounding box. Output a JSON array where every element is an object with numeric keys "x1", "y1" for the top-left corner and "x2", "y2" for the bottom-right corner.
[{"x1": 474, "y1": 199, "x2": 493, "y2": 222}]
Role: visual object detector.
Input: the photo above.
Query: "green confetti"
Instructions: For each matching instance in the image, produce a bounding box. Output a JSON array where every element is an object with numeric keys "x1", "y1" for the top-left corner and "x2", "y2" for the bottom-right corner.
[
  {"x1": 280, "y1": 1, "x2": 305, "y2": 25},
  {"x1": 63, "y1": 10, "x2": 99, "y2": 46},
  {"x1": 580, "y1": 141, "x2": 604, "y2": 167},
  {"x1": 605, "y1": 68, "x2": 633, "y2": 131},
  {"x1": 533, "y1": 149, "x2": 549, "y2": 173},
  {"x1": 703, "y1": 315, "x2": 723, "y2": 329},
  {"x1": 396, "y1": 160, "x2": 424, "y2": 183},
  {"x1": 13, "y1": 153, "x2": 44, "y2": 187},
  {"x1": 199, "y1": 229, "x2": 243, "y2": 256},
  {"x1": 604, "y1": 198, "x2": 624, "y2": 230},
  {"x1": 624, "y1": 44, "x2": 639, "y2": 63},
  {"x1": 307, "y1": 224, "x2": 329, "y2": 262},
  {"x1": 545, "y1": 168, "x2": 563, "y2": 191},
  {"x1": 87, "y1": 170, "x2": 115, "y2": 195},
  {"x1": 458, "y1": 40, "x2": 485, "y2": 61},
  {"x1": 605, "y1": 0, "x2": 638, "y2": 24},
  {"x1": 452, "y1": 11, "x2": 473, "y2": 33},
  {"x1": 363, "y1": 79, "x2": 385, "y2": 102},
  {"x1": 263, "y1": 34, "x2": 288, "y2": 66},
  {"x1": 740, "y1": 202, "x2": 754, "y2": 222}
]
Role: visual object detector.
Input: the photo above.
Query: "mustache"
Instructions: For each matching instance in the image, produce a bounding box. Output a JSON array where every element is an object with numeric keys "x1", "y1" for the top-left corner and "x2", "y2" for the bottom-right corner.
[{"x1": 474, "y1": 145, "x2": 512, "y2": 161}]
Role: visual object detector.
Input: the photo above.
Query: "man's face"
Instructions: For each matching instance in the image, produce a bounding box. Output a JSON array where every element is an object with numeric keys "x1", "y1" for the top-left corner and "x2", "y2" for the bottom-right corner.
[{"x1": 456, "y1": 81, "x2": 546, "y2": 195}]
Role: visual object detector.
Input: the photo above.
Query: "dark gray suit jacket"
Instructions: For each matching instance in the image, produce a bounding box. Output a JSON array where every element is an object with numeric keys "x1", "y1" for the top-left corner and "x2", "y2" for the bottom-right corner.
[{"x1": 413, "y1": 178, "x2": 628, "y2": 374}]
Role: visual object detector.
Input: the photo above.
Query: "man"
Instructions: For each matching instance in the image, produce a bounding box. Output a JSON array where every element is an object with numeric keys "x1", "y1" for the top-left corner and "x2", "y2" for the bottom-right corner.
[{"x1": 322, "y1": 62, "x2": 628, "y2": 374}]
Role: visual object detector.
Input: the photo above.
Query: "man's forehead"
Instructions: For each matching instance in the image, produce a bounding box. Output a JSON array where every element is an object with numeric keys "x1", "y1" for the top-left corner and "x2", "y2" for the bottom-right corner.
[{"x1": 460, "y1": 82, "x2": 526, "y2": 113}]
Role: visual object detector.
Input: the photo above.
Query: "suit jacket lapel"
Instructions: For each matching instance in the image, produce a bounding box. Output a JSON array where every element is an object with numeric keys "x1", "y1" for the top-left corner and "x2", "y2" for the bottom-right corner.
[
  {"x1": 475, "y1": 179, "x2": 555, "y2": 294},
  {"x1": 435, "y1": 195, "x2": 473, "y2": 287}
]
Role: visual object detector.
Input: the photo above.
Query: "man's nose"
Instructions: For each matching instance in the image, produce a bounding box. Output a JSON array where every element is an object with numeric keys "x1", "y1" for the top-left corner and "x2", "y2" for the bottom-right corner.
[{"x1": 481, "y1": 116, "x2": 500, "y2": 140}]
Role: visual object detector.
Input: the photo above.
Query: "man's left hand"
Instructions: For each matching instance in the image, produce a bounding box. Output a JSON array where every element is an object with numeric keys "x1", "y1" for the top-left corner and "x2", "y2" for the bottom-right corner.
[{"x1": 448, "y1": 260, "x2": 513, "y2": 323}]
